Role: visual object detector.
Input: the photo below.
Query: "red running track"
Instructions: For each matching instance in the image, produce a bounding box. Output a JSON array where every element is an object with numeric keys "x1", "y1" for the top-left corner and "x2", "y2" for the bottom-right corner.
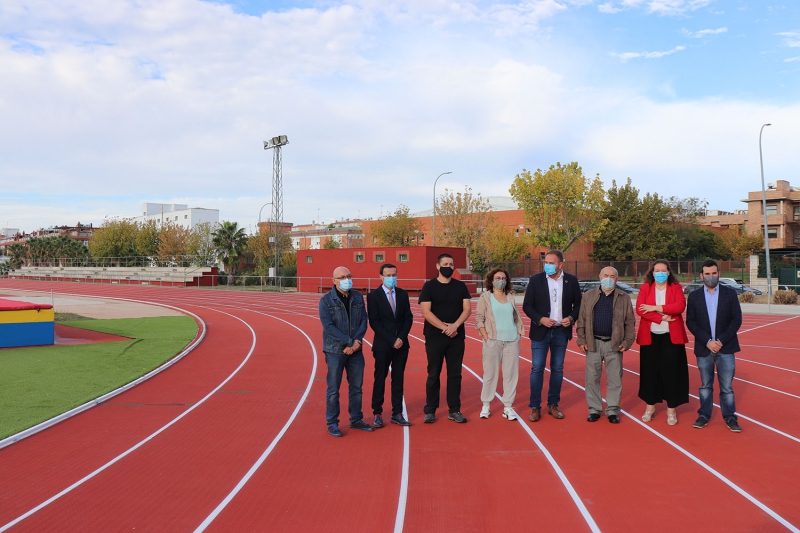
[{"x1": 0, "y1": 280, "x2": 798, "y2": 533}]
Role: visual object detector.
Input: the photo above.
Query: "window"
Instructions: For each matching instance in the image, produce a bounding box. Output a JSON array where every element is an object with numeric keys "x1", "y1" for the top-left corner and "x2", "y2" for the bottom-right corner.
[
  {"x1": 539, "y1": 252, "x2": 546, "y2": 260},
  {"x1": 794, "y1": 231, "x2": 800, "y2": 245},
  {"x1": 526, "y1": 228, "x2": 531, "y2": 234},
  {"x1": 305, "y1": 255, "x2": 312, "y2": 263},
  {"x1": 374, "y1": 253, "x2": 384, "y2": 262},
  {"x1": 373, "y1": 236, "x2": 378, "y2": 243},
  {"x1": 354, "y1": 253, "x2": 364, "y2": 263},
  {"x1": 174, "y1": 216, "x2": 178, "y2": 221},
  {"x1": 184, "y1": 215, "x2": 188, "y2": 219},
  {"x1": 766, "y1": 204, "x2": 778, "y2": 215},
  {"x1": 767, "y1": 227, "x2": 778, "y2": 239},
  {"x1": 794, "y1": 206, "x2": 800, "y2": 221},
  {"x1": 398, "y1": 253, "x2": 408, "y2": 263}
]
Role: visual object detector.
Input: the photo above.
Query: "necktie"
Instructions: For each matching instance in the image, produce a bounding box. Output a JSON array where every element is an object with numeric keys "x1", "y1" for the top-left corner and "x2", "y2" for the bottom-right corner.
[{"x1": 389, "y1": 289, "x2": 396, "y2": 315}]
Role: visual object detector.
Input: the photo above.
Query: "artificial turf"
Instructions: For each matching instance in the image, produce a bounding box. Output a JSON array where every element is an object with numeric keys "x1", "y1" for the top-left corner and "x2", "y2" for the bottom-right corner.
[{"x1": 0, "y1": 316, "x2": 198, "y2": 439}]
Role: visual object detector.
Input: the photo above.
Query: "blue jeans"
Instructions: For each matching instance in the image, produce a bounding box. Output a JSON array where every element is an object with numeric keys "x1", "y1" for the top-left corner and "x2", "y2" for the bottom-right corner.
[
  {"x1": 529, "y1": 327, "x2": 568, "y2": 409},
  {"x1": 697, "y1": 353, "x2": 736, "y2": 421},
  {"x1": 325, "y1": 351, "x2": 365, "y2": 426}
]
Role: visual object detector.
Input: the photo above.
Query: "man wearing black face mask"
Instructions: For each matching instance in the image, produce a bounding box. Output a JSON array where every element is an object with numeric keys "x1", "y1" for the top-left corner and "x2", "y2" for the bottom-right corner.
[
  {"x1": 686, "y1": 259, "x2": 743, "y2": 432},
  {"x1": 419, "y1": 253, "x2": 472, "y2": 424}
]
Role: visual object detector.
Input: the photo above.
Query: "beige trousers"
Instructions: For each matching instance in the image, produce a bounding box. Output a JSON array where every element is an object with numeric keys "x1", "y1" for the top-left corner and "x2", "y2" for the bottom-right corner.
[
  {"x1": 585, "y1": 338, "x2": 623, "y2": 415},
  {"x1": 481, "y1": 337, "x2": 520, "y2": 408}
]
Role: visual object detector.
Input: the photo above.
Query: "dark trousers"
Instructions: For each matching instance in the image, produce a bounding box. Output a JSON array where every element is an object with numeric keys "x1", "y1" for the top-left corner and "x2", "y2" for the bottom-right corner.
[
  {"x1": 424, "y1": 334, "x2": 465, "y2": 414},
  {"x1": 325, "y1": 351, "x2": 365, "y2": 426},
  {"x1": 371, "y1": 347, "x2": 409, "y2": 416},
  {"x1": 638, "y1": 333, "x2": 689, "y2": 408}
]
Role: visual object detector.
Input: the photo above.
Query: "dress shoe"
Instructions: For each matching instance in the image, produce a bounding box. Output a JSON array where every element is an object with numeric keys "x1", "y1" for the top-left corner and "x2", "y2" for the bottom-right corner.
[
  {"x1": 502, "y1": 408, "x2": 518, "y2": 421},
  {"x1": 587, "y1": 413, "x2": 601, "y2": 422},
  {"x1": 693, "y1": 416, "x2": 709, "y2": 429},
  {"x1": 373, "y1": 415, "x2": 384, "y2": 428},
  {"x1": 423, "y1": 413, "x2": 436, "y2": 424},
  {"x1": 448, "y1": 411, "x2": 467, "y2": 423},
  {"x1": 547, "y1": 405, "x2": 564, "y2": 419},
  {"x1": 327, "y1": 424, "x2": 343, "y2": 437},
  {"x1": 349, "y1": 419, "x2": 374, "y2": 432},
  {"x1": 608, "y1": 415, "x2": 620, "y2": 424},
  {"x1": 529, "y1": 407, "x2": 541, "y2": 422},
  {"x1": 391, "y1": 414, "x2": 412, "y2": 426}
]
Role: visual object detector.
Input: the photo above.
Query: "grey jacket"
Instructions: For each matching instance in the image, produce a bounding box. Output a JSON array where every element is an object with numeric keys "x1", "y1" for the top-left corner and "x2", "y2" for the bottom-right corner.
[
  {"x1": 474, "y1": 291, "x2": 524, "y2": 339},
  {"x1": 576, "y1": 287, "x2": 636, "y2": 352}
]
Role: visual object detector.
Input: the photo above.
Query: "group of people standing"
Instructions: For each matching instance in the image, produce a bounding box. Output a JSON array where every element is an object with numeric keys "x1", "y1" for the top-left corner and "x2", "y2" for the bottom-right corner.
[{"x1": 319, "y1": 251, "x2": 744, "y2": 437}]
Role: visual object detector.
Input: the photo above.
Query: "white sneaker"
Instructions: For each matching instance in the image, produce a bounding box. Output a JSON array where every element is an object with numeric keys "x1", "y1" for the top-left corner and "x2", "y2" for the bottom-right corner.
[
  {"x1": 480, "y1": 403, "x2": 490, "y2": 418},
  {"x1": 502, "y1": 407, "x2": 518, "y2": 421}
]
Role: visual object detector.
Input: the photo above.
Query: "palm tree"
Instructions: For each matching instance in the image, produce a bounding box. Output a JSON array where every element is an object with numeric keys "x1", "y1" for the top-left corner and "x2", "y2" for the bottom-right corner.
[
  {"x1": 212, "y1": 221, "x2": 248, "y2": 284},
  {"x1": 7, "y1": 243, "x2": 27, "y2": 268}
]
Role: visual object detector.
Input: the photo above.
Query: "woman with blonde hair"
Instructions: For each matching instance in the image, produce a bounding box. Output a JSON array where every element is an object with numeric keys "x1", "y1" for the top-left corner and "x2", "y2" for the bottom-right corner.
[
  {"x1": 475, "y1": 267, "x2": 524, "y2": 420},
  {"x1": 636, "y1": 259, "x2": 690, "y2": 426}
]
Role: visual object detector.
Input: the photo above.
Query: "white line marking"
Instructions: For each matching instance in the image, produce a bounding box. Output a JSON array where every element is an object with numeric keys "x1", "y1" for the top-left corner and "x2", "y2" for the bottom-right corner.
[
  {"x1": 393, "y1": 398, "x2": 410, "y2": 533},
  {"x1": 194, "y1": 312, "x2": 318, "y2": 531},
  {"x1": 0, "y1": 308, "x2": 258, "y2": 533},
  {"x1": 736, "y1": 357, "x2": 800, "y2": 374},
  {"x1": 740, "y1": 315, "x2": 800, "y2": 334},
  {"x1": 411, "y1": 332, "x2": 601, "y2": 533}
]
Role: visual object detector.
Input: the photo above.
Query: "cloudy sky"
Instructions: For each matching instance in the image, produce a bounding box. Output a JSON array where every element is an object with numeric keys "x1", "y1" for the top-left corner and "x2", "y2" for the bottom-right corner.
[{"x1": 1, "y1": 0, "x2": 798, "y2": 233}]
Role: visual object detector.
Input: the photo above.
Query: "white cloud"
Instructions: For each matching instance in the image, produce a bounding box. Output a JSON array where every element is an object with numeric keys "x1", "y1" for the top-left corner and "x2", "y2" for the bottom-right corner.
[
  {"x1": 785, "y1": 56, "x2": 800, "y2": 62},
  {"x1": 777, "y1": 31, "x2": 800, "y2": 48},
  {"x1": 598, "y1": 3, "x2": 622, "y2": 14},
  {"x1": 611, "y1": 45, "x2": 685, "y2": 61},
  {"x1": 647, "y1": 0, "x2": 711, "y2": 16},
  {"x1": 681, "y1": 27, "x2": 727, "y2": 38}
]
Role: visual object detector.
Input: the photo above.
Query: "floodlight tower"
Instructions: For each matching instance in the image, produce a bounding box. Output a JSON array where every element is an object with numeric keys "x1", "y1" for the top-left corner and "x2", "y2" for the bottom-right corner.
[{"x1": 264, "y1": 135, "x2": 289, "y2": 280}]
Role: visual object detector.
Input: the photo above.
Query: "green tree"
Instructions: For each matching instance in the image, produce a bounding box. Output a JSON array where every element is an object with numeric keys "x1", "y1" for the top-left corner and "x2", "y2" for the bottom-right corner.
[
  {"x1": 186, "y1": 222, "x2": 216, "y2": 265},
  {"x1": 509, "y1": 162, "x2": 606, "y2": 252},
  {"x1": 371, "y1": 204, "x2": 422, "y2": 247},
  {"x1": 716, "y1": 225, "x2": 764, "y2": 259},
  {"x1": 212, "y1": 221, "x2": 248, "y2": 280},
  {"x1": 435, "y1": 186, "x2": 494, "y2": 265},
  {"x1": 591, "y1": 178, "x2": 683, "y2": 261},
  {"x1": 322, "y1": 238, "x2": 341, "y2": 249},
  {"x1": 7, "y1": 243, "x2": 27, "y2": 268},
  {"x1": 88, "y1": 219, "x2": 140, "y2": 262},
  {"x1": 484, "y1": 223, "x2": 529, "y2": 264},
  {"x1": 157, "y1": 222, "x2": 192, "y2": 260},
  {"x1": 137, "y1": 220, "x2": 161, "y2": 257}
]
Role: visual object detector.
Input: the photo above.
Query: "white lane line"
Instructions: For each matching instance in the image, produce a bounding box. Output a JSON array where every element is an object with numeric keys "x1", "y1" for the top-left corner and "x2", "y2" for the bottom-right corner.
[
  {"x1": 0, "y1": 308, "x2": 257, "y2": 533},
  {"x1": 411, "y1": 332, "x2": 601, "y2": 533},
  {"x1": 194, "y1": 312, "x2": 318, "y2": 532},
  {"x1": 741, "y1": 344, "x2": 800, "y2": 351},
  {"x1": 393, "y1": 398, "x2": 410, "y2": 533},
  {"x1": 740, "y1": 315, "x2": 799, "y2": 334},
  {"x1": 567, "y1": 348, "x2": 800, "y2": 445},
  {"x1": 736, "y1": 358, "x2": 800, "y2": 374},
  {"x1": 516, "y1": 352, "x2": 800, "y2": 533}
]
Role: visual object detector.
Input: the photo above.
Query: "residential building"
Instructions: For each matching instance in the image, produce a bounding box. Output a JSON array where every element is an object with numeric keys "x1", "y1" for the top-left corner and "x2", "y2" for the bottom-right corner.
[{"x1": 131, "y1": 203, "x2": 219, "y2": 230}]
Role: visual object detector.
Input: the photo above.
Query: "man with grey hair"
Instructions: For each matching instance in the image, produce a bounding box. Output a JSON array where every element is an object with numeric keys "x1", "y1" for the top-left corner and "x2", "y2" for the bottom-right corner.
[
  {"x1": 319, "y1": 266, "x2": 372, "y2": 437},
  {"x1": 576, "y1": 267, "x2": 636, "y2": 424}
]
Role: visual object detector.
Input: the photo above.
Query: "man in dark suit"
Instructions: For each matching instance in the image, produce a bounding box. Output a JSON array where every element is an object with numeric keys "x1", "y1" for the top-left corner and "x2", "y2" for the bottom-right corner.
[
  {"x1": 686, "y1": 259, "x2": 743, "y2": 432},
  {"x1": 367, "y1": 263, "x2": 414, "y2": 428},
  {"x1": 522, "y1": 249, "x2": 582, "y2": 422}
]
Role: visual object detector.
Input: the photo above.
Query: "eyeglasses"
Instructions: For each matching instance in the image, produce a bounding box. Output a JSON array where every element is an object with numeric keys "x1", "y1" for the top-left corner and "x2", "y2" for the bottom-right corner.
[
  {"x1": 552, "y1": 288, "x2": 557, "y2": 302},
  {"x1": 334, "y1": 274, "x2": 352, "y2": 280}
]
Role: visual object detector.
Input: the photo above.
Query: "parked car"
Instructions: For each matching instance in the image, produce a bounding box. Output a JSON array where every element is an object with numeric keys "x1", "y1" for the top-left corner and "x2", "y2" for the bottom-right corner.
[
  {"x1": 719, "y1": 278, "x2": 762, "y2": 295},
  {"x1": 511, "y1": 277, "x2": 529, "y2": 293},
  {"x1": 683, "y1": 280, "x2": 705, "y2": 294},
  {"x1": 615, "y1": 281, "x2": 639, "y2": 295}
]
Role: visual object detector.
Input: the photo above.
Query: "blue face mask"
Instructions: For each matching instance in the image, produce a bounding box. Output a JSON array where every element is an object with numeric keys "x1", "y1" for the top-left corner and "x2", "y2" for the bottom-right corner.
[
  {"x1": 544, "y1": 264, "x2": 557, "y2": 276},
  {"x1": 339, "y1": 278, "x2": 352, "y2": 291},
  {"x1": 383, "y1": 276, "x2": 397, "y2": 289},
  {"x1": 653, "y1": 272, "x2": 669, "y2": 284},
  {"x1": 600, "y1": 278, "x2": 616, "y2": 291}
]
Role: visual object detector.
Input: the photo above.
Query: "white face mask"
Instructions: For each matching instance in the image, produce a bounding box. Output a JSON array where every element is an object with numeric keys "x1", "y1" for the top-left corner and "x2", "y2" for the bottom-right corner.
[{"x1": 493, "y1": 279, "x2": 506, "y2": 290}]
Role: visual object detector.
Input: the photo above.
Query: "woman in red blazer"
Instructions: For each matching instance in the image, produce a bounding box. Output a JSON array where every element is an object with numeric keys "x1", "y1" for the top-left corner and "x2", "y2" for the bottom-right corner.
[{"x1": 636, "y1": 259, "x2": 689, "y2": 426}]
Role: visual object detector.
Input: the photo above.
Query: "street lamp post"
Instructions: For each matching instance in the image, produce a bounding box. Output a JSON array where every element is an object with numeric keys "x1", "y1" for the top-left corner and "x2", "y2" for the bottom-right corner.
[
  {"x1": 432, "y1": 171, "x2": 452, "y2": 247},
  {"x1": 759, "y1": 123, "x2": 773, "y2": 313},
  {"x1": 258, "y1": 202, "x2": 273, "y2": 224}
]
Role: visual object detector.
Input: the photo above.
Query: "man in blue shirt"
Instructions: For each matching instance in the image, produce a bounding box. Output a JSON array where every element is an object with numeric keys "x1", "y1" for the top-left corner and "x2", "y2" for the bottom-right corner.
[
  {"x1": 319, "y1": 266, "x2": 372, "y2": 437},
  {"x1": 686, "y1": 259, "x2": 743, "y2": 432}
]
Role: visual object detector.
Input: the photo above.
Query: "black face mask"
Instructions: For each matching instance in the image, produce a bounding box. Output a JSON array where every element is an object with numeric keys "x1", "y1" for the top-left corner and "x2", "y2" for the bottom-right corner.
[{"x1": 439, "y1": 266, "x2": 454, "y2": 278}]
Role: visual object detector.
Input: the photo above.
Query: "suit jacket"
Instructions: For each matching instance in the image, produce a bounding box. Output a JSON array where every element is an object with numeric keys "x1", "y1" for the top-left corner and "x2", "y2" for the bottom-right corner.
[
  {"x1": 635, "y1": 281, "x2": 688, "y2": 346},
  {"x1": 367, "y1": 286, "x2": 413, "y2": 352},
  {"x1": 686, "y1": 284, "x2": 742, "y2": 357},
  {"x1": 522, "y1": 271, "x2": 582, "y2": 341}
]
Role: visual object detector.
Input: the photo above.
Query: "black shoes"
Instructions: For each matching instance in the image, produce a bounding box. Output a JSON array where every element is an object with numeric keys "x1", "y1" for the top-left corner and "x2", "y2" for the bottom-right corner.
[
  {"x1": 391, "y1": 414, "x2": 412, "y2": 426},
  {"x1": 448, "y1": 412, "x2": 467, "y2": 423},
  {"x1": 693, "y1": 416, "x2": 709, "y2": 429},
  {"x1": 350, "y1": 419, "x2": 374, "y2": 432},
  {"x1": 373, "y1": 415, "x2": 384, "y2": 428},
  {"x1": 327, "y1": 424, "x2": 343, "y2": 437},
  {"x1": 608, "y1": 415, "x2": 620, "y2": 424},
  {"x1": 726, "y1": 418, "x2": 742, "y2": 433},
  {"x1": 587, "y1": 413, "x2": 601, "y2": 422},
  {"x1": 423, "y1": 413, "x2": 436, "y2": 424}
]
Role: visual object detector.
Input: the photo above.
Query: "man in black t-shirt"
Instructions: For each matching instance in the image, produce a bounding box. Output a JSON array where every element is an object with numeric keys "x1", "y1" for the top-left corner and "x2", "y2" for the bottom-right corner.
[{"x1": 418, "y1": 253, "x2": 472, "y2": 423}]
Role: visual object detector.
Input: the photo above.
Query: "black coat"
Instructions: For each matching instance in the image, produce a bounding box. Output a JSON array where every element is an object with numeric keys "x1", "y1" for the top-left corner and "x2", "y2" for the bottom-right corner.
[
  {"x1": 367, "y1": 286, "x2": 413, "y2": 351},
  {"x1": 522, "y1": 271, "x2": 582, "y2": 341}
]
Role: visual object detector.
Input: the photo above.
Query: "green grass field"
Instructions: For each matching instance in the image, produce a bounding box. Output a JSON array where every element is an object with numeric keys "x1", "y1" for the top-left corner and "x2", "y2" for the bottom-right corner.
[{"x1": 0, "y1": 316, "x2": 198, "y2": 439}]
